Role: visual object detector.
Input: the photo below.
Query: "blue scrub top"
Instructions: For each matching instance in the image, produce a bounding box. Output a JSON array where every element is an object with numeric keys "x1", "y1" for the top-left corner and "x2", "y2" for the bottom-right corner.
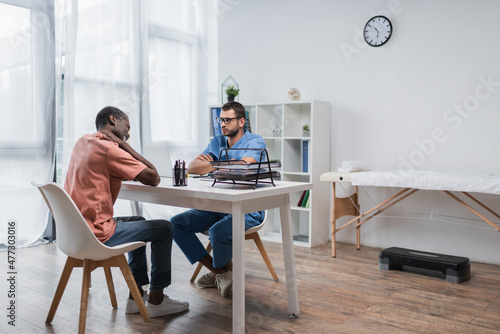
[{"x1": 202, "y1": 131, "x2": 266, "y2": 162}]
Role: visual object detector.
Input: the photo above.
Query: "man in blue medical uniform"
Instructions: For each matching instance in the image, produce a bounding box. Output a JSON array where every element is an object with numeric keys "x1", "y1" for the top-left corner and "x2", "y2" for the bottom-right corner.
[{"x1": 170, "y1": 101, "x2": 265, "y2": 297}]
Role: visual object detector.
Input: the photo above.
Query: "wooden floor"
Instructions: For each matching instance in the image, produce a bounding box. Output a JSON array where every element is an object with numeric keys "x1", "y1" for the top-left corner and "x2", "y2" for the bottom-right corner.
[{"x1": 1, "y1": 239, "x2": 500, "y2": 333}]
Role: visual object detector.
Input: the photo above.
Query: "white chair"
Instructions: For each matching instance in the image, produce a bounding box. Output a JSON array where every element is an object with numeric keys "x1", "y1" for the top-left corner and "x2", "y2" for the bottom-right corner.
[
  {"x1": 32, "y1": 182, "x2": 149, "y2": 333},
  {"x1": 190, "y1": 211, "x2": 279, "y2": 283}
]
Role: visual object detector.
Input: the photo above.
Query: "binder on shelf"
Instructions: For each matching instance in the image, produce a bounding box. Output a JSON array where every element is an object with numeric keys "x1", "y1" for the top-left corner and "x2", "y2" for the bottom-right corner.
[
  {"x1": 302, "y1": 140, "x2": 309, "y2": 173},
  {"x1": 212, "y1": 107, "x2": 222, "y2": 136},
  {"x1": 297, "y1": 190, "x2": 307, "y2": 206},
  {"x1": 244, "y1": 110, "x2": 252, "y2": 133},
  {"x1": 301, "y1": 190, "x2": 310, "y2": 208}
]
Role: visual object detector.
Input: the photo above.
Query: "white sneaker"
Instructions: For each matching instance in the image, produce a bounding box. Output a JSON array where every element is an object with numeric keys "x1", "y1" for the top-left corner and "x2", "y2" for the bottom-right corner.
[
  {"x1": 146, "y1": 295, "x2": 189, "y2": 317},
  {"x1": 215, "y1": 271, "x2": 232, "y2": 297},
  {"x1": 196, "y1": 272, "x2": 217, "y2": 288},
  {"x1": 125, "y1": 292, "x2": 148, "y2": 314}
]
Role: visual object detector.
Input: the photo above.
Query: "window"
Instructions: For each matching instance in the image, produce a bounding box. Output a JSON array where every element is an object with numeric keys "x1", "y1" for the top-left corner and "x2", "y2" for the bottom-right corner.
[
  {"x1": 147, "y1": 0, "x2": 200, "y2": 149},
  {"x1": 0, "y1": 1, "x2": 52, "y2": 147},
  {"x1": 148, "y1": 28, "x2": 197, "y2": 145}
]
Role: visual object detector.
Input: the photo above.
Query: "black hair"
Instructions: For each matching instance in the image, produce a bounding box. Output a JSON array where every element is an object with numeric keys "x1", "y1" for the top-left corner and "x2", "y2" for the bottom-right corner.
[
  {"x1": 95, "y1": 106, "x2": 128, "y2": 130},
  {"x1": 221, "y1": 101, "x2": 246, "y2": 119}
]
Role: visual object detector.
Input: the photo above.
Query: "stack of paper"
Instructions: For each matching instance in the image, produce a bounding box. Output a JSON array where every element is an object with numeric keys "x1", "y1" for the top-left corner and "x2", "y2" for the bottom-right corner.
[{"x1": 209, "y1": 160, "x2": 281, "y2": 181}]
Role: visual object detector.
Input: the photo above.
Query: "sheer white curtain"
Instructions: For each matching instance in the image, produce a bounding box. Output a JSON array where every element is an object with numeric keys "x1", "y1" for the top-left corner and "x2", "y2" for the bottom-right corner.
[
  {"x1": 57, "y1": 0, "x2": 218, "y2": 219},
  {"x1": 0, "y1": 0, "x2": 55, "y2": 247}
]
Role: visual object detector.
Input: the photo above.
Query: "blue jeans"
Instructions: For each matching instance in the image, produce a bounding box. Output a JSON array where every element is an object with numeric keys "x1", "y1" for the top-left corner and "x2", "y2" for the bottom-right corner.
[
  {"x1": 171, "y1": 210, "x2": 263, "y2": 268},
  {"x1": 104, "y1": 216, "x2": 172, "y2": 291}
]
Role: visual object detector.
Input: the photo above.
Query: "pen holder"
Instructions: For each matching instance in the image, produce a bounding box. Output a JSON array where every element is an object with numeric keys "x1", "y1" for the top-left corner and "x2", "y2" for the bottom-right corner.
[{"x1": 173, "y1": 167, "x2": 187, "y2": 186}]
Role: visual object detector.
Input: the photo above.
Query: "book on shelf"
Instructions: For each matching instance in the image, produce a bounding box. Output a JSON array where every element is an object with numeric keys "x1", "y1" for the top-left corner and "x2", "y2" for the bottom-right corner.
[
  {"x1": 297, "y1": 190, "x2": 307, "y2": 206},
  {"x1": 300, "y1": 190, "x2": 310, "y2": 208},
  {"x1": 244, "y1": 110, "x2": 252, "y2": 133},
  {"x1": 211, "y1": 107, "x2": 222, "y2": 136},
  {"x1": 304, "y1": 192, "x2": 311, "y2": 208}
]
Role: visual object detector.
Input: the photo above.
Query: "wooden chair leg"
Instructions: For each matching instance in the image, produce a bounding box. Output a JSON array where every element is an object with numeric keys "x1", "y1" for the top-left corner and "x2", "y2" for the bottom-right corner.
[
  {"x1": 190, "y1": 243, "x2": 213, "y2": 283},
  {"x1": 46, "y1": 257, "x2": 80, "y2": 324},
  {"x1": 116, "y1": 255, "x2": 150, "y2": 323},
  {"x1": 250, "y1": 233, "x2": 279, "y2": 282},
  {"x1": 103, "y1": 267, "x2": 117, "y2": 308},
  {"x1": 190, "y1": 262, "x2": 204, "y2": 283},
  {"x1": 78, "y1": 259, "x2": 92, "y2": 334}
]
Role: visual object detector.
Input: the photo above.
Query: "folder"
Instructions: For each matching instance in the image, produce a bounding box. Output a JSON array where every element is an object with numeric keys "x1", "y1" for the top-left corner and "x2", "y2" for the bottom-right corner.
[
  {"x1": 212, "y1": 108, "x2": 222, "y2": 136},
  {"x1": 302, "y1": 140, "x2": 309, "y2": 173}
]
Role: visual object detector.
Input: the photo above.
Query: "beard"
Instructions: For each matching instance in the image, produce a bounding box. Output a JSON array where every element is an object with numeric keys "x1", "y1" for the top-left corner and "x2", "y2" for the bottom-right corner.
[{"x1": 222, "y1": 127, "x2": 239, "y2": 137}]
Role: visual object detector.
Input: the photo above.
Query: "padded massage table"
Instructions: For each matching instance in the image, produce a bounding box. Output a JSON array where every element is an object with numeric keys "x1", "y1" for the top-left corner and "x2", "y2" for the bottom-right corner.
[{"x1": 320, "y1": 170, "x2": 500, "y2": 257}]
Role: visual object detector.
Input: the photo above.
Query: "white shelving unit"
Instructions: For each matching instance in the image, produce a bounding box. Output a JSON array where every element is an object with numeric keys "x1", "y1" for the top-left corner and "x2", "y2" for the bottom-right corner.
[{"x1": 209, "y1": 100, "x2": 331, "y2": 247}]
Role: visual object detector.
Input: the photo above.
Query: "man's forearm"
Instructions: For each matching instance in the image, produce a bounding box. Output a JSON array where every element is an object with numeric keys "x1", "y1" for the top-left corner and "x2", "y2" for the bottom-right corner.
[{"x1": 187, "y1": 160, "x2": 214, "y2": 175}]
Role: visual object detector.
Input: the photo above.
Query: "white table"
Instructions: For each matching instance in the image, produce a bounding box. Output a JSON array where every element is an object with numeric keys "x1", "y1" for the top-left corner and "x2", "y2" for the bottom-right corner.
[{"x1": 118, "y1": 177, "x2": 311, "y2": 333}]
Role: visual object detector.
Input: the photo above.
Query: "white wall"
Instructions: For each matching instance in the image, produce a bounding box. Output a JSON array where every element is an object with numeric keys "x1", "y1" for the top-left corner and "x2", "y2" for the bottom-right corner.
[{"x1": 218, "y1": 0, "x2": 500, "y2": 264}]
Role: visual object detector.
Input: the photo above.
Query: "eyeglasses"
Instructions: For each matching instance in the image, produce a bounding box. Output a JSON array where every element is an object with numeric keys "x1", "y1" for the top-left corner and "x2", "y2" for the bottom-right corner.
[{"x1": 216, "y1": 117, "x2": 240, "y2": 125}]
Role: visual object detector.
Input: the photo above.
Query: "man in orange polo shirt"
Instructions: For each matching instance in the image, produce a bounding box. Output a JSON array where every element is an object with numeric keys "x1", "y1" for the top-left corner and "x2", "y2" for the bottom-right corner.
[{"x1": 64, "y1": 106, "x2": 188, "y2": 317}]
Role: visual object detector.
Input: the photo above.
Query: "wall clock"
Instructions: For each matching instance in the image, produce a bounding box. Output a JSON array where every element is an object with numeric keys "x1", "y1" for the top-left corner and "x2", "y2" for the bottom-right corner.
[{"x1": 363, "y1": 16, "x2": 392, "y2": 47}]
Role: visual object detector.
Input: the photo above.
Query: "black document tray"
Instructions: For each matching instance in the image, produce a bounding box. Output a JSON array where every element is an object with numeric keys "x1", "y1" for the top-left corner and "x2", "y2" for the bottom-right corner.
[{"x1": 209, "y1": 148, "x2": 279, "y2": 189}]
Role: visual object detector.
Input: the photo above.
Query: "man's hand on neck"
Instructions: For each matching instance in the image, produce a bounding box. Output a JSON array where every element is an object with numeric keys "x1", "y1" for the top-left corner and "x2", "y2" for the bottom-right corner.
[{"x1": 99, "y1": 129, "x2": 126, "y2": 148}]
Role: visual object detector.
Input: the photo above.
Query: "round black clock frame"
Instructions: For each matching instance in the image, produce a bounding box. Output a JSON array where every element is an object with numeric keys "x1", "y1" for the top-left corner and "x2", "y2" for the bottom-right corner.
[{"x1": 363, "y1": 15, "x2": 393, "y2": 47}]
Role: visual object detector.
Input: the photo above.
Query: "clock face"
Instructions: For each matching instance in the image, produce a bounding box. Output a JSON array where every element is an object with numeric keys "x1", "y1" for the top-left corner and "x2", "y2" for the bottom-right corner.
[{"x1": 364, "y1": 16, "x2": 392, "y2": 47}]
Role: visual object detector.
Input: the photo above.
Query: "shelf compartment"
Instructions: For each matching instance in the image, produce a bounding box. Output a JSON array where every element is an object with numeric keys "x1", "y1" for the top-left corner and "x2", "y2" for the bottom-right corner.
[
  {"x1": 291, "y1": 210, "x2": 309, "y2": 243},
  {"x1": 282, "y1": 139, "x2": 302, "y2": 173},
  {"x1": 256, "y1": 104, "x2": 282, "y2": 137},
  {"x1": 283, "y1": 103, "x2": 311, "y2": 138}
]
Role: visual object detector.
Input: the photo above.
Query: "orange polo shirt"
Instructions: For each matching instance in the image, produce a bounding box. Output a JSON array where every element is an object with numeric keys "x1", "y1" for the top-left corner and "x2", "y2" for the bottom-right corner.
[{"x1": 64, "y1": 132, "x2": 147, "y2": 242}]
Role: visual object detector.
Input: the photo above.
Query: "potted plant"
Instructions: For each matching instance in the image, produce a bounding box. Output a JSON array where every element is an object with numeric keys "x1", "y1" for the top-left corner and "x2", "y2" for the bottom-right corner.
[
  {"x1": 302, "y1": 124, "x2": 310, "y2": 137},
  {"x1": 225, "y1": 86, "x2": 239, "y2": 102}
]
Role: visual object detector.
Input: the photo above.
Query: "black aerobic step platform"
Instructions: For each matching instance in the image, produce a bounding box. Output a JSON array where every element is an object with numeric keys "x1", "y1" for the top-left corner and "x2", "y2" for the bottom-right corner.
[{"x1": 379, "y1": 247, "x2": 471, "y2": 283}]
